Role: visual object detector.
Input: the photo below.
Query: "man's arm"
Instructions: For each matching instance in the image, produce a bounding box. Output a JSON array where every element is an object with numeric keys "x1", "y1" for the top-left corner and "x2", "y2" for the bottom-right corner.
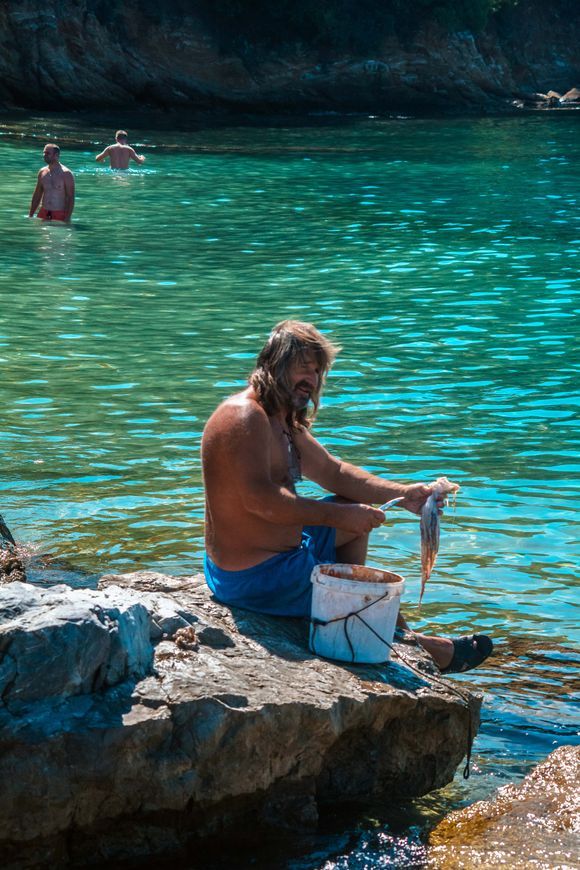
[
  {"x1": 129, "y1": 147, "x2": 145, "y2": 164},
  {"x1": 29, "y1": 173, "x2": 43, "y2": 217},
  {"x1": 95, "y1": 147, "x2": 110, "y2": 162},
  {"x1": 298, "y1": 427, "x2": 434, "y2": 514},
  {"x1": 64, "y1": 171, "x2": 75, "y2": 221},
  {"x1": 204, "y1": 402, "x2": 384, "y2": 535}
]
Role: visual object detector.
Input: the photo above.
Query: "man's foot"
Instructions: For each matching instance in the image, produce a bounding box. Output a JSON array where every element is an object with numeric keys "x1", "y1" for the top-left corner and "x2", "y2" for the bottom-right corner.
[{"x1": 440, "y1": 634, "x2": 494, "y2": 675}]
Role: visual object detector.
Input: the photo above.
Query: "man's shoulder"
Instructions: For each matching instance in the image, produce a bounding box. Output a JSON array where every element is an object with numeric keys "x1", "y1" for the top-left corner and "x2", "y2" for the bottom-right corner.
[
  {"x1": 205, "y1": 391, "x2": 268, "y2": 436},
  {"x1": 212, "y1": 391, "x2": 264, "y2": 421},
  {"x1": 61, "y1": 165, "x2": 74, "y2": 176}
]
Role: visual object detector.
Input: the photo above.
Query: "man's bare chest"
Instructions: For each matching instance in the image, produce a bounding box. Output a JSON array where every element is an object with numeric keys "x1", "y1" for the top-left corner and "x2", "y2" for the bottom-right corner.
[
  {"x1": 42, "y1": 171, "x2": 64, "y2": 192},
  {"x1": 269, "y1": 426, "x2": 301, "y2": 490}
]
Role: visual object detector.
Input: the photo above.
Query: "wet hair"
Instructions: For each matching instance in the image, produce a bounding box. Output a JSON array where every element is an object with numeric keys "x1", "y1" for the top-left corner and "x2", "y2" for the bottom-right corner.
[
  {"x1": 249, "y1": 320, "x2": 340, "y2": 428},
  {"x1": 115, "y1": 130, "x2": 128, "y2": 141},
  {"x1": 44, "y1": 143, "x2": 60, "y2": 156}
]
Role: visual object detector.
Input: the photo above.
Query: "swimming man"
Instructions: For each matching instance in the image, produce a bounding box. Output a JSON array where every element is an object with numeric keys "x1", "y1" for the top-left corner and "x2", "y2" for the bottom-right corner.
[
  {"x1": 29, "y1": 144, "x2": 75, "y2": 222},
  {"x1": 201, "y1": 320, "x2": 493, "y2": 675},
  {"x1": 96, "y1": 130, "x2": 146, "y2": 169}
]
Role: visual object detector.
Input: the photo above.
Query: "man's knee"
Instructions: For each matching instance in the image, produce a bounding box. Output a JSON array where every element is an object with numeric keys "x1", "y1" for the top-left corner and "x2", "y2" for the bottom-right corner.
[{"x1": 335, "y1": 528, "x2": 369, "y2": 549}]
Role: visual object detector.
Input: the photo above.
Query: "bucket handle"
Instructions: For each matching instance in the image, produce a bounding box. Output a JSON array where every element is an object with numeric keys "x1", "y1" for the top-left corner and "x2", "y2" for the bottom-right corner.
[{"x1": 310, "y1": 587, "x2": 395, "y2": 663}]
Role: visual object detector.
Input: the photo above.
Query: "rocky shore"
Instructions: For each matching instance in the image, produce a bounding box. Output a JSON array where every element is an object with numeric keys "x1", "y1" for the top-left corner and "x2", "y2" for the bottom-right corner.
[
  {"x1": 0, "y1": 571, "x2": 480, "y2": 867},
  {"x1": 0, "y1": 1, "x2": 578, "y2": 114}
]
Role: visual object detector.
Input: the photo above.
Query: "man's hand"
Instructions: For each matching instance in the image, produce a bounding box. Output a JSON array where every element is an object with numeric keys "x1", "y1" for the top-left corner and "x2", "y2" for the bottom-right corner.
[
  {"x1": 399, "y1": 483, "x2": 445, "y2": 515},
  {"x1": 334, "y1": 503, "x2": 385, "y2": 535}
]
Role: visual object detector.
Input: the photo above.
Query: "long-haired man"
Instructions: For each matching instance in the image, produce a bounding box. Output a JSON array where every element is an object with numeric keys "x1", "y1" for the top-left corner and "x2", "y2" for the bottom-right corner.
[{"x1": 202, "y1": 320, "x2": 492, "y2": 674}]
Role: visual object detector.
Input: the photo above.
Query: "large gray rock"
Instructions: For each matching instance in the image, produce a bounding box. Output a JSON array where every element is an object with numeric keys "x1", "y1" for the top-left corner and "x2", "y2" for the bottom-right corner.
[
  {"x1": 0, "y1": 582, "x2": 155, "y2": 709},
  {"x1": 0, "y1": 571, "x2": 482, "y2": 867}
]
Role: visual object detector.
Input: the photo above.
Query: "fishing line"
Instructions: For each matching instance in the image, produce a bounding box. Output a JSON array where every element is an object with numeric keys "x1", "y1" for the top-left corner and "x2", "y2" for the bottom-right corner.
[{"x1": 310, "y1": 588, "x2": 475, "y2": 779}]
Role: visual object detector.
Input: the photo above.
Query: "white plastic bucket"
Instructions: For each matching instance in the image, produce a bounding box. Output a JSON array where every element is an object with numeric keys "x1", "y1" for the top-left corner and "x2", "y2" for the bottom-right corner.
[{"x1": 309, "y1": 563, "x2": 404, "y2": 664}]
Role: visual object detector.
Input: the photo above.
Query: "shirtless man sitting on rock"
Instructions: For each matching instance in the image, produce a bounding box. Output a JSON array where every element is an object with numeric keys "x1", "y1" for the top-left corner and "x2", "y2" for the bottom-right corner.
[
  {"x1": 29, "y1": 143, "x2": 75, "y2": 222},
  {"x1": 201, "y1": 320, "x2": 493, "y2": 675},
  {"x1": 96, "y1": 130, "x2": 146, "y2": 169}
]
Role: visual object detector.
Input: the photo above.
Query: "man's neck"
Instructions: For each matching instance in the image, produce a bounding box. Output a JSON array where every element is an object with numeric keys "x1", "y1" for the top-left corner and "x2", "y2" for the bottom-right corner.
[{"x1": 273, "y1": 409, "x2": 295, "y2": 431}]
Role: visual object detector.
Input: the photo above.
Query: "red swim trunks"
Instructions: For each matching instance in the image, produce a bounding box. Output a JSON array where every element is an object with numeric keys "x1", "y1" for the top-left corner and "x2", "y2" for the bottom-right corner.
[{"x1": 38, "y1": 208, "x2": 67, "y2": 221}]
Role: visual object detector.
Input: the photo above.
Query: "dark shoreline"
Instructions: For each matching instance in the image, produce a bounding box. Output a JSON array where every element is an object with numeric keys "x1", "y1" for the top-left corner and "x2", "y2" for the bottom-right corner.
[{"x1": 2, "y1": 102, "x2": 578, "y2": 150}]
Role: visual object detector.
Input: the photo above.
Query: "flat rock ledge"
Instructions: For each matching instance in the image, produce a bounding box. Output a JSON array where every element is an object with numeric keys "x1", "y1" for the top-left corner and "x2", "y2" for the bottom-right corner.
[
  {"x1": 0, "y1": 571, "x2": 481, "y2": 868},
  {"x1": 427, "y1": 744, "x2": 580, "y2": 869}
]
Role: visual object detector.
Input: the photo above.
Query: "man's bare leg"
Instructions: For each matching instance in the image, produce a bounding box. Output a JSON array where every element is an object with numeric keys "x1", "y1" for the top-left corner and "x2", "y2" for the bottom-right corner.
[
  {"x1": 397, "y1": 610, "x2": 454, "y2": 669},
  {"x1": 335, "y1": 530, "x2": 369, "y2": 565}
]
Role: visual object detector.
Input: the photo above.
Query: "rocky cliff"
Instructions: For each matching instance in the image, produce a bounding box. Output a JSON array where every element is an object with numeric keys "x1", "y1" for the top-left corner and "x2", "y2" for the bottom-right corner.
[
  {"x1": 0, "y1": 0, "x2": 578, "y2": 113},
  {"x1": 0, "y1": 571, "x2": 480, "y2": 867}
]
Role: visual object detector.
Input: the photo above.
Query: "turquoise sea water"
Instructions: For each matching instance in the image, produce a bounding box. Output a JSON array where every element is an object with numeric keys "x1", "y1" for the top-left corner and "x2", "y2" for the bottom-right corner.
[{"x1": 1, "y1": 112, "x2": 578, "y2": 866}]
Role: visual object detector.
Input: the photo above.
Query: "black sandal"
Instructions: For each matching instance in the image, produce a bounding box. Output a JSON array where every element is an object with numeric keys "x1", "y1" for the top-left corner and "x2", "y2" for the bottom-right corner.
[{"x1": 440, "y1": 634, "x2": 493, "y2": 675}]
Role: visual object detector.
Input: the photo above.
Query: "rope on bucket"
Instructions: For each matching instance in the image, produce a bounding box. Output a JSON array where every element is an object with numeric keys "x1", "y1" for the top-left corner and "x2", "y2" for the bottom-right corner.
[{"x1": 310, "y1": 589, "x2": 474, "y2": 779}]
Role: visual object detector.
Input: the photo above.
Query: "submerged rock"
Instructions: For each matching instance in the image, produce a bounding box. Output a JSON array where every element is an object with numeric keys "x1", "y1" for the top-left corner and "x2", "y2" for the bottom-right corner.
[
  {"x1": 428, "y1": 744, "x2": 580, "y2": 869},
  {"x1": 0, "y1": 514, "x2": 26, "y2": 584},
  {"x1": 0, "y1": 571, "x2": 481, "y2": 867}
]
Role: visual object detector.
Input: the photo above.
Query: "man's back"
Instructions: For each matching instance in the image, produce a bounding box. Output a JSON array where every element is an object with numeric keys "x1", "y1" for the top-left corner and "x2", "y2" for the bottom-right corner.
[
  {"x1": 202, "y1": 389, "x2": 305, "y2": 570},
  {"x1": 106, "y1": 144, "x2": 136, "y2": 169},
  {"x1": 96, "y1": 137, "x2": 145, "y2": 169}
]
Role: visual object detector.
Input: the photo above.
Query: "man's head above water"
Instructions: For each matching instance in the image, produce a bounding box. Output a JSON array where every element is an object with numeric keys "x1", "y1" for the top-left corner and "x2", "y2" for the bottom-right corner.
[
  {"x1": 43, "y1": 143, "x2": 60, "y2": 164},
  {"x1": 249, "y1": 320, "x2": 341, "y2": 428}
]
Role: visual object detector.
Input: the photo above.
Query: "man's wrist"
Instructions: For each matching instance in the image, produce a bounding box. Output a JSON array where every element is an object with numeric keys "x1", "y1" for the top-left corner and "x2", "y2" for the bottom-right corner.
[
  {"x1": 320, "y1": 500, "x2": 343, "y2": 526},
  {"x1": 380, "y1": 481, "x2": 407, "y2": 501}
]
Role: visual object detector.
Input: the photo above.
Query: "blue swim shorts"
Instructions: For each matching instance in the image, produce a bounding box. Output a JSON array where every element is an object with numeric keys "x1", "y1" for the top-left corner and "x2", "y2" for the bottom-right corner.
[{"x1": 203, "y1": 524, "x2": 337, "y2": 618}]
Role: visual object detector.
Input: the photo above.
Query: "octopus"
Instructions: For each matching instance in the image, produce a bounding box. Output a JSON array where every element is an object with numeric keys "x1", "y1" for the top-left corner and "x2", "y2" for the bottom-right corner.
[{"x1": 419, "y1": 477, "x2": 460, "y2": 605}]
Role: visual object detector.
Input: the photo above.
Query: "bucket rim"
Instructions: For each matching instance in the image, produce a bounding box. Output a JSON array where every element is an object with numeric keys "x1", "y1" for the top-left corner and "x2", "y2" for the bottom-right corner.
[{"x1": 311, "y1": 562, "x2": 405, "y2": 596}]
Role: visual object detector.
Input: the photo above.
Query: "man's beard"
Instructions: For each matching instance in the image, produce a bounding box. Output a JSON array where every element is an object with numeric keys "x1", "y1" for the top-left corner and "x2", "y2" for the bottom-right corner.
[{"x1": 290, "y1": 381, "x2": 312, "y2": 411}]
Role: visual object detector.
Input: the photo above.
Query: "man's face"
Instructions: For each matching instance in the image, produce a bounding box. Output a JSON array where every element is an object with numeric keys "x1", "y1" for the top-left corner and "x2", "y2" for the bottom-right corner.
[
  {"x1": 43, "y1": 147, "x2": 56, "y2": 164},
  {"x1": 288, "y1": 353, "x2": 321, "y2": 411}
]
